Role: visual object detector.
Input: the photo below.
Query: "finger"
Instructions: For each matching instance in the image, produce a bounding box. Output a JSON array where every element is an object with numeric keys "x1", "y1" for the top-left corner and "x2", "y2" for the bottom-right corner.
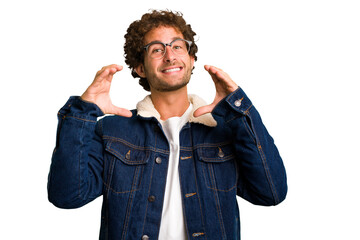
[
  {"x1": 108, "y1": 64, "x2": 123, "y2": 75},
  {"x1": 205, "y1": 65, "x2": 238, "y2": 92},
  {"x1": 100, "y1": 65, "x2": 123, "y2": 79},
  {"x1": 204, "y1": 65, "x2": 223, "y2": 74},
  {"x1": 95, "y1": 64, "x2": 123, "y2": 81},
  {"x1": 193, "y1": 105, "x2": 214, "y2": 118},
  {"x1": 204, "y1": 65, "x2": 225, "y2": 82},
  {"x1": 101, "y1": 64, "x2": 123, "y2": 72},
  {"x1": 109, "y1": 105, "x2": 133, "y2": 117},
  {"x1": 204, "y1": 65, "x2": 211, "y2": 72}
]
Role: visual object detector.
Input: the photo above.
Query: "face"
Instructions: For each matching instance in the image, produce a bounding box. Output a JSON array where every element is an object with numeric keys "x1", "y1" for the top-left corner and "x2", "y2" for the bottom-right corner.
[{"x1": 135, "y1": 26, "x2": 195, "y2": 92}]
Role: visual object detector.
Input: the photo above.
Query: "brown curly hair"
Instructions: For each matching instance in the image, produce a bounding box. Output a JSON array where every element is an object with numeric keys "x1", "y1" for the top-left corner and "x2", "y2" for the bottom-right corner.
[{"x1": 124, "y1": 10, "x2": 198, "y2": 91}]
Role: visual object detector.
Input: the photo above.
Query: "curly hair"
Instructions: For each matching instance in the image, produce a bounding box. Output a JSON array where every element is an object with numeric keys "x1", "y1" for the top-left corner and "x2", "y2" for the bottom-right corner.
[{"x1": 124, "y1": 10, "x2": 198, "y2": 91}]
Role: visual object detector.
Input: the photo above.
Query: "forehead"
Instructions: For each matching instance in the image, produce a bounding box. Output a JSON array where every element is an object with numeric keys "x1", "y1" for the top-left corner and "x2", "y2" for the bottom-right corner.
[{"x1": 144, "y1": 26, "x2": 184, "y2": 44}]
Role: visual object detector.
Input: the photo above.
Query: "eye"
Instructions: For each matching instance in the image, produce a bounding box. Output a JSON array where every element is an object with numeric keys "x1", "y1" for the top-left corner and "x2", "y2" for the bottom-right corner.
[
  {"x1": 171, "y1": 39, "x2": 188, "y2": 53},
  {"x1": 152, "y1": 48, "x2": 164, "y2": 53},
  {"x1": 148, "y1": 43, "x2": 165, "y2": 54}
]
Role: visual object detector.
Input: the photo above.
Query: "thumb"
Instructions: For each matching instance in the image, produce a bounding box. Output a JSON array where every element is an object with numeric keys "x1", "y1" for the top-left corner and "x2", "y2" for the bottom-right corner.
[
  {"x1": 193, "y1": 105, "x2": 214, "y2": 118},
  {"x1": 108, "y1": 105, "x2": 133, "y2": 117}
]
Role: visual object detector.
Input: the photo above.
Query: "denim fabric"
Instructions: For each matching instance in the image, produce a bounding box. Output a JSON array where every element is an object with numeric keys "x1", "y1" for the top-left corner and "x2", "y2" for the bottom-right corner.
[{"x1": 48, "y1": 87, "x2": 287, "y2": 240}]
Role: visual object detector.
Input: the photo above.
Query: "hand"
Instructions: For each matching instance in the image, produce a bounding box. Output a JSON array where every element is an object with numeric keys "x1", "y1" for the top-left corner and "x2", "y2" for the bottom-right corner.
[
  {"x1": 81, "y1": 64, "x2": 132, "y2": 117},
  {"x1": 193, "y1": 65, "x2": 238, "y2": 117}
]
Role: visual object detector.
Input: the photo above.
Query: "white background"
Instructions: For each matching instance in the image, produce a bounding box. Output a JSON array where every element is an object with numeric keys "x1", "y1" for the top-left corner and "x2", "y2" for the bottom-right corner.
[{"x1": 1, "y1": 0, "x2": 359, "y2": 239}]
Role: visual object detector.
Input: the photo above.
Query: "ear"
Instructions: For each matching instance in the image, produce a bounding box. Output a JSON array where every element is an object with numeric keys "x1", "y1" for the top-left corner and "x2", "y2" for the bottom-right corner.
[
  {"x1": 191, "y1": 56, "x2": 195, "y2": 69},
  {"x1": 135, "y1": 64, "x2": 146, "y2": 78}
]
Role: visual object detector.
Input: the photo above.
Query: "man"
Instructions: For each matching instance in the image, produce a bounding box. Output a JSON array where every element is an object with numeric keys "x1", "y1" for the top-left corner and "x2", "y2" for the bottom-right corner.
[{"x1": 48, "y1": 10, "x2": 287, "y2": 240}]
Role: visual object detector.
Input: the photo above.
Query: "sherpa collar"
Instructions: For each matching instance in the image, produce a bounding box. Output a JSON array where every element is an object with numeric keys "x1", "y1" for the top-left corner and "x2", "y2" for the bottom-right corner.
[{"x1": 136, "y1": 94, "x2": 217, "y2": 127}]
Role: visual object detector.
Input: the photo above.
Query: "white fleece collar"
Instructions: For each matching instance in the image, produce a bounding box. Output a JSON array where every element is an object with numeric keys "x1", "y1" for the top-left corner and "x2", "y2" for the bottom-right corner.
[{"x1": 136, "y1": 94, "x2": 217, "y2": 127}]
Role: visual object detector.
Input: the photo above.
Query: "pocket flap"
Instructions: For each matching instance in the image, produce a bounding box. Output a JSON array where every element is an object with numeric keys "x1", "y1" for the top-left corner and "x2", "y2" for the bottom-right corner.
[
  {"x1": 105, "y1": 140, "x2": 149, "y2": 165},
  {"x1": 197, "y1": 144, "x2": 234, "y2": 163}
]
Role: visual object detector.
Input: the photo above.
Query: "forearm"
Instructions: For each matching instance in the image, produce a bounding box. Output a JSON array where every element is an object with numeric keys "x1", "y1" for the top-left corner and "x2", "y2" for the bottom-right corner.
[
  {"x1": 213, "y1": 87, "x2": 287, "y2": 205},
  {"x1": 48, "y1": 96, "x2": 104, "y2": 209}
]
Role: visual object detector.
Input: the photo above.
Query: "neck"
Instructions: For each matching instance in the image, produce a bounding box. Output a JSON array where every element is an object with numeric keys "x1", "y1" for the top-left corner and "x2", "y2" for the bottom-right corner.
[{"x1": 150, "y1": 86, "x2": 190, "y2": 121}]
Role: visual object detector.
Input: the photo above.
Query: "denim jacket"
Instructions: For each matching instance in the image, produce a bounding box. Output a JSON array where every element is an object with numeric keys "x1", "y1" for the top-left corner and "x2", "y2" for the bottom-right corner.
[{"x1": 48, "y1": 87, "x2": 287, "y2": 240}]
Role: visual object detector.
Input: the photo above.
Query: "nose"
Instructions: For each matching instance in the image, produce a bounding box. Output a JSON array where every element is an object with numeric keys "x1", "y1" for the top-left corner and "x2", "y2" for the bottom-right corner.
[{"x1": 163, "y1": 45, "x2": 176, "y2": 62}]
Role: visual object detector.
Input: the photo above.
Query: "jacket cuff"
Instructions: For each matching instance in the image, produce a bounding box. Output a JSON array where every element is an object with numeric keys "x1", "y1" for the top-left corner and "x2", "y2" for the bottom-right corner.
[
  {"x1": 212, "y1": 87, "x2": 253, "y2": 119},
  {"x1": 58, "y1": 96, "x2": 104, "y2": 121}
]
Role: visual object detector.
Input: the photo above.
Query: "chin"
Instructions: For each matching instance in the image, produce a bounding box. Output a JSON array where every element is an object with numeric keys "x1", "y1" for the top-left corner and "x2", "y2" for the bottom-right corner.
[{"x1": 152, "y1": 80, "x2": 189, "y2": 92}]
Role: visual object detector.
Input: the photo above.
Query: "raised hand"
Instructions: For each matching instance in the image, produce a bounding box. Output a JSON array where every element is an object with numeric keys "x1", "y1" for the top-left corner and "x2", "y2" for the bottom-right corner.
[
  {"x1": 193, "y1": 65, "x2": 238, "y2": 118},
  {"x1": 81, "y1": 64, "x2": 132, "y2": 117}
]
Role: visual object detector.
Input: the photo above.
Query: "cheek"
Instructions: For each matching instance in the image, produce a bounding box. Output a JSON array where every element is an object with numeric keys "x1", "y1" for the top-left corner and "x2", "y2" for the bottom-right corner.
[{"x1": 144, "y1": 60, "x2": 158, "y2": 74}]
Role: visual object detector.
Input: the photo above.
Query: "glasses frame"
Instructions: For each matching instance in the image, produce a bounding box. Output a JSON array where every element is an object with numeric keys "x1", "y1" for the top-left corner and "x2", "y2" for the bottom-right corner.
[{"x1": 143, "y1": 38, "x2": 192, "y2": 59}]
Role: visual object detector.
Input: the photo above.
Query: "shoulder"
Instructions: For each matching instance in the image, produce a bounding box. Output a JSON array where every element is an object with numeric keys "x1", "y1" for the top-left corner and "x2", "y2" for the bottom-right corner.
[{"x1": 98, "y1": 109, "x2": 154, "y2": 137}]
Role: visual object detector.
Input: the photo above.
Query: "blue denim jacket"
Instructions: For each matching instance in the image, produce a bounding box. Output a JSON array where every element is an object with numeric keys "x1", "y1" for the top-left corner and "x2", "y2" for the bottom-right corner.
[{"x1": 48, "y1": 87, "x2": 287, "y2": 240}]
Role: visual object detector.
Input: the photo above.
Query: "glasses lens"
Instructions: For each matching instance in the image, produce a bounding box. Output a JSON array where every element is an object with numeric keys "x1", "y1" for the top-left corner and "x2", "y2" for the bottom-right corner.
[
  {"x1": 148, "y1": 43, "x2": 165, "y2": 59},
  {"x1": 171, "y1": 39, "x2": 190, "y2": 56},
  {"x1": 146, "y1": 39, "x2": 191, "y2": 59}
]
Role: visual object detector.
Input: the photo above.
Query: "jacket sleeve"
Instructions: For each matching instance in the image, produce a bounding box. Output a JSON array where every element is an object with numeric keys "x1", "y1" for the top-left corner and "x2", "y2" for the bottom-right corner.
[
  {"x1": 212, "y1": 87, "x2": 287, "y2": 206},
  {"x1": 47, "y1": 96, "x2": 105, "y2": 209}
]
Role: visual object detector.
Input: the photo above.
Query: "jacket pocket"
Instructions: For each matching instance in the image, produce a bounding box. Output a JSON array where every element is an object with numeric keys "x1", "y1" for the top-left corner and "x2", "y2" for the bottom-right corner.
[
  {"x1": 197, "y1": 144, "x2": 237, "y2": 192},
  {"x1": 104, "y1": 139, "x2": 149, "y2": 194}
]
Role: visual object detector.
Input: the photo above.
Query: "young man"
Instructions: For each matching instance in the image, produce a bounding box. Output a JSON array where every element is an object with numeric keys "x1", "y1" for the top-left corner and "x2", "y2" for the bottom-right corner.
[{"x1": 48, "y1": 10, "x2": 287, "y2": 240}]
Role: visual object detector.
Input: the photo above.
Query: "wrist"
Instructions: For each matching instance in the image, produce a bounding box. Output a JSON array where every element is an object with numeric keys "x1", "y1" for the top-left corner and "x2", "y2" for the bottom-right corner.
[{"x1": 80, "y1": 92, "x2": 96, "y2": 104}]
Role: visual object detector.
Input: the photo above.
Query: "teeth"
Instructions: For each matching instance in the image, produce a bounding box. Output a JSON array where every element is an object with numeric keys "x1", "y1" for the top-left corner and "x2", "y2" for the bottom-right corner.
[{"x1": 163, "y1": 68, "x2": 181, "y2": 73}]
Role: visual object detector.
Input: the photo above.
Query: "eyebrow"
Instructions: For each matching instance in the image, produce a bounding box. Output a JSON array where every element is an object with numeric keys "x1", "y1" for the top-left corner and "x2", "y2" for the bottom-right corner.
[{"x1": 145, "y1": 37, "x2": 183, "y2": 46}]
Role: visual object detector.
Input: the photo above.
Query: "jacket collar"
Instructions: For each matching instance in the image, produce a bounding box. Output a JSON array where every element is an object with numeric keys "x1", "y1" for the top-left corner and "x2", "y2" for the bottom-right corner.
[{"x1": 136, "y1": 94, "x2": 217, "y2": 127}]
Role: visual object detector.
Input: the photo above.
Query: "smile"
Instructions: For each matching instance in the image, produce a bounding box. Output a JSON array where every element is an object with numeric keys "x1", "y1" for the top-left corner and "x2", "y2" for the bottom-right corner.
[{"x1": 162, "y1": 67, "x2": 182, "y2": 73}]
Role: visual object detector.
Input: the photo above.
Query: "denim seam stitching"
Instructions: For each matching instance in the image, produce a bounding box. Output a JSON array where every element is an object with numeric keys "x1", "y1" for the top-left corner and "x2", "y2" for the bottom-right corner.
[
  {"x1": 103, "y1": 145, "x2": 141, "y2": 194},
  {"x1": 121, "y1": 165, "x2": 140, "y2": 240},
  {"x1": 189, "y1": 126, "x2": 208, "y2": 240},
  {"x1": 257, "y1": 145, "x2": 279, "y2": 204},
  {"x1": 200, "y1": 155, "x2": 234, "y2": 162},
  {"x1": 103, "y1": 135, "x2": 170, "y2": 154},
  {"x1": 157, "y1": 143, "x2": 171, "y2": 236},
  {"x1": 245, "y1": 104, "x2": 253, "y2": 114},
  {"x1": 225, "y1": 104, "x2": 253, "y2": 124},
  {"x1": 105, "y1": 147, "x2": 150, "y2": 165},
  {"x1": 201, "y1": 161, "x2": 211, "y2": 191},
  {"x1": 141, "y1": 132, "x2": 157, "y2": 236},
  {"x1": 178, "y1": 169, "x2": 190, "y2": 239},
  {"x1": 199, "y1": 148, "x2": 237, "y2": 192},
  {"x1": 64, "y1": 115, "x2": 97, "y2": 123},
  {"x1": 226, "y1": 88, "x2": 238, "y2": 100},
  {"x1": 246, "y1": 111, "x2": 280, "y2": 204},
  {"x1": 102, "y1": 173, "x2": 140, "y2": 194},
  {"x1": 77, "y1": 121, "x2": 85, "y2": 200},
  {"x1": 192, "y1": 141, "x2": 233, "y2": 149},
  {"x1": 104, "y1": 136, "x2": 149, "y2": 150},
  {"x1": 209, "y1": 164, "x2": 227, "y2": 239},
  {"x1": 241, "y1": 117, "x2": 256, "y2": 143},
  {"x1": 225, "y1": 115, "x2": 239, "y2": 124},
  {"x1": 106, "y1": 156, "x2": 115, "y2": 195},
  {"x1": 102, "y1": 183, "x2": 140, "y2": 194},
  {"x1": 208, "y1": 184, "x2": 237, "y2": 192}
]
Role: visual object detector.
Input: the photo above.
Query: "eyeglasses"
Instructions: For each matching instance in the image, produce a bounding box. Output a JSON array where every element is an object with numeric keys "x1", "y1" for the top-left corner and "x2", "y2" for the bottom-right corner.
[{"x1": 143, "y1": 39, "x2": 192, "y2": 59}]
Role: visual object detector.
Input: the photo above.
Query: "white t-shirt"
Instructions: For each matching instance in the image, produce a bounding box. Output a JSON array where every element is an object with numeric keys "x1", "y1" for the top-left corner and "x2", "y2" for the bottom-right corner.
[{"x1": 158, "y1": 104, "x2": 193, "y2": 240}]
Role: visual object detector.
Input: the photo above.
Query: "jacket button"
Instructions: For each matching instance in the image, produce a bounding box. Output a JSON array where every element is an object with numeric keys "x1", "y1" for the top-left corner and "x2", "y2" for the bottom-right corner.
[
  {"x1": 148, "y1": 195, "x2": 155, "y2": 202},
  {"x1": 125, "y1": 150, "x2": 131, "y2": 160},
  {"x1": 155, "y1": 157, "x2": 162, "y2": 164},
  {"x1": 218, "y1": 149, "x2": 225, "y2": 158},
  {"x1": 234, "y1": 99, "x2": 242, "y2": 107},
  {"x1": 142, "y1": 235, "x2": 149, "y2": 240}
]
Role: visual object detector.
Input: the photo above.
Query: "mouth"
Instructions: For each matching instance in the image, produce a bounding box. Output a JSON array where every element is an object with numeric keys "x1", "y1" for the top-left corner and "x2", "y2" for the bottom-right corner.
[{"x1": 161, "y1": 67, "x2": 183, "y2": 73}]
